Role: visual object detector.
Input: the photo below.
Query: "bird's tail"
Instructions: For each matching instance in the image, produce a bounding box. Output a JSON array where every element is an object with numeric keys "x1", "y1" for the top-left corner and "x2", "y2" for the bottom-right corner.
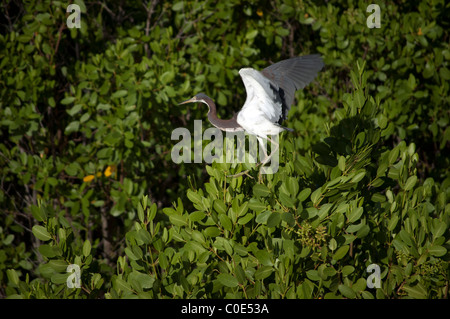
[{"x1": 276, "y1": 123, "x2": 294, "y2": 132}]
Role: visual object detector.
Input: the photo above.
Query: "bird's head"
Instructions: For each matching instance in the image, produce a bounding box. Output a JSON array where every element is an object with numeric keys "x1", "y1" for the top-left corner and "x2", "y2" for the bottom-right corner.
[{"x1": 178, "y1": 93, "x2": 210, "y2": 105}]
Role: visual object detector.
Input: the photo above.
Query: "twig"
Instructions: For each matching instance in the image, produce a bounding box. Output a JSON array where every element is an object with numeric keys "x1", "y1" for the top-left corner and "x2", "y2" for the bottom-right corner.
[{"x1": 143, "y1": 0, "x2": 159, "y2": 58}]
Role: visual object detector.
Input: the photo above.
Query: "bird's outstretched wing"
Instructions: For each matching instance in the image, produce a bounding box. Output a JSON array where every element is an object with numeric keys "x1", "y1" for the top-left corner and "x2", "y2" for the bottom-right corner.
[
  {"x1": 238, "y1": 68, "x2": 283, "y2": 124},
  {"x1": 237, "y1": 55, "x2": 323, "y2": 135},
  {"x1": 260, "y1": 54, "x2": 324, "y2": 122}
]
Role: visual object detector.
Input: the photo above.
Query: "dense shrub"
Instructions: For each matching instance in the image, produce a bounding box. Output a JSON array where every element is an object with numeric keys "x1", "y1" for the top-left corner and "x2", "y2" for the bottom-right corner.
[{"x1": 0, "y1": 0, "x2": 448, "y2": 299}]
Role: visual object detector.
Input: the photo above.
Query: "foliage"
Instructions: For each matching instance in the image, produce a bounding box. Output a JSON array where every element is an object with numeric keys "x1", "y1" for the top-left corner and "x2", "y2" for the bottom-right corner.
[{"x1": 0, "y1": 0, "x2": 448, "y2": 299}]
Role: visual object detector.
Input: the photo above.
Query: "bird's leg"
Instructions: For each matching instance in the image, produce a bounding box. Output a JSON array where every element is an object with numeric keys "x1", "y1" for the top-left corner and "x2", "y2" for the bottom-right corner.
[
  {"x1": 227, "y1": 136, "x2": 279, "y2": 180},
  {"x1": 258, "y1": 136, "x2": 279, "y2": 181},
  {"x1": 257, "y1": 136, "x2": 269, "y2": 163},
  {"x1": 260, "y1": 136, "x2": 279, "y2": 167},
  {"x1": 226, "y1": 136, "x2": 262, "y2": 178}
]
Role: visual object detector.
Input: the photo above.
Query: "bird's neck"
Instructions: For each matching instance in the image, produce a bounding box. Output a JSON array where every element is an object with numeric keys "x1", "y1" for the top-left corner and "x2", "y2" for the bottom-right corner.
[
  {"x1": 204, "y1": 97, "x2": 220, "y2": 123},
  {"x1": 202, "y1": 96, "x2": 242, "y2": 132},
  {"x1": 202, "y1": 96, "x2": 217, "y2": 117}
]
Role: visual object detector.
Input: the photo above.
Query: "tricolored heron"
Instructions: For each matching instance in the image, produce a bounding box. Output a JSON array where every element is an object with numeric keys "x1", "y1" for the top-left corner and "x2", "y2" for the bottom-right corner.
[{"x1": 179, "y1": 54, "x2": 324, "y2": 176}]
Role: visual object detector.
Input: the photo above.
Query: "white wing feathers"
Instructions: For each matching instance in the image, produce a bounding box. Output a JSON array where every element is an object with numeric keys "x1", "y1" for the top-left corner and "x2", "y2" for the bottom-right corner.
[
  {"x1": 238, "y1": 68, "x2": 282, "y2": 123},
  {"x1": 237, "y1": 68, "x2": 288, "y2": 137},
  {"x1": 236, "y1": 55, "x2": 323, "y2": 137}
]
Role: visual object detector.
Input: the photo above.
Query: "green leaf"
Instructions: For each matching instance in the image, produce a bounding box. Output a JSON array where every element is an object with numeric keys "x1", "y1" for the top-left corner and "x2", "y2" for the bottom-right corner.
[
  {"x1": 67, "y1": 104, "x2": 82, "y2": 116},
  {"x1": 382, "y1": 122, "x2": 395, "y2": 138},
  {"x1": 388, "y1": 147, "x2": 399, "y2": 164},
  {"x1": 234, "y1": 265, "x2": 246, "y2": 284},
  {"x1": 254, "y1": 266, "x2": 273, "y2": 280},
  {"x1": 245, "y1": 29, "x2": 258, "y2": 40},
  {"x1": 255, "y1": 210, "x2": 271, "y2": 224},
  {"x1": 233, "y1": 243, "x2": 248, "y2": 257},
  {"x1": 217, "y1": 273, "x2": 238, "y2": 288},
  {"x1": 310, "y1": 188, "x2": 322, "y2": 205},
  {"x1": 148, "y1": 203, "x2": 157, "y2": 221},
  {"x1": 404, "y1": 175, "x2": 418, "y2": 191},
  {"x1": 286, "y1": 177, "x2": 299, "y2": 197},
  {"x1": 205, "y1": 227, "x2": 221, "y2": 237},
  {"x1": 159, "y1": 252, "x2": 169, "y2": 269},
  {"x1": 51, "y1": 273, "x2": 70, "y2": 284},
  {"x1": 338, "y1": 284, "x2": 356, "y2": 299},
  {"x1": 39, "y1": 244, "x2": 60, "y2": 258},
  {"x1": 115, "y1": 277, "x2": 132, "y2": 292},
  {"x1": 328, "y1": 238, "x2": 337, "y2": 251},
  {"x1": 431, "y1": 220, "x2": 447, "y2": 239},
  {"x1": 65, "y1": 121, "x2": 80, "y2": 134},
  {"x1": 377, "y1": 162, "x2": 388, "y2": 177},
  {"x1": 407, "y1": 73, "x2": 416, "y2": 90},
  {"x1": 306, "y1": 270, "x2": 320, "y2": 281},
  {"x1": 137, "y1": 203, "x2": 145, "y2": 223},
  {"x1": 388, "y1": 214, "x2": 399, "y2": 231},
  {"x1": 168, "y1": 214, "x2": 188, "y2": 227},
  {"x1": 392, "y1": 238, "x2": 408, "y2": 254},
  {"x1": 187, "y1": 190, "x2": 202, "y2": 205},
  {"x1": 32, "y1": 225, "x2": 52, "y2": 241},
  {"x1": 61, "y1": 97, "x2": 76, "y2": 105},
  {"x1": 267, "y1": 212, "x2": 281, "y2": 228},
  {"x1": 137, "y1": 229, "x2": 151, "y2": 245},
  {"x1": 236, "y1": 201, "x2": 249, "y2": 217},
  {"x1": 281, "y1": 212, "x2": 295, "y2": 226},
  {"x1": 219, "y1": 214, "x2": 232, "y2": 231},
  {"x1": 111, "y1": 90, "x2": 128, "y2": 99},
  {"x1": 189, "y1": 211, "x2": 206, "y2": 222},
  {"x1": 238, "y1": 213, "x2": 253, "y2": 225},
  {"x1": 6, "y1": 269, "x2": 20, "y2": 286},
  {"x1": 129, "y1": 271, "x2": 154, "y2": 289},
  {"x1": 279, "y1": 191, "x2": 295, "y2": 208},
  {"x1": 338, "y1": 156, "x2": 346, "y2": 171},
  {"x1": 248, "y1": 198, "x2": 266, "y2": 212},
  {"x1": 160, "y1": 71, "x2": 175, "y2": 85},
  {"x1": 213, "y1": 200, "x2": 227, "y2": 215},
  {"x1": 347, "y1": 207, "x2": 364, "y2": 223},
  {"x1": 371, "y1": 193, "x2": 385, "y2": 202},
  {"x1": 428, "y1": 245, "x2": 446, "y2": 257},
  {"x1": 439, "y1": 67, "x2": 450, "y2": 80},
  {"x1": 48, "y1": 260, "x2": 68, "y2": 272},
  {"x1": 298, "y1": 188, "x2": 311, "y2": 202},
  {"x1": 342, "y1": 265, "x2": 355, "y2": 276},
  {"x1": 222, "y1": 238, "x2": 233, "y2": 256},
  {"x1": 65, "y1": 162, "x2": 79, "y2": 176},
  {"x1": 125, "y1": 247, "x2": 138, "y2": 261},
  {"x1": 191, "y1": 230, "x2": 205, "y2": 245},
  {"x1": 350, "y1": 171, "x2": 366, "y2": 183},
  {"x1": 333, "y1": 245, "x2": 349, "y2": 261},
  {"x1": 403, "y1": 283, "x2": 427, "y2": 299},
  {"x1": 253, "y1": 184, "x2": 270, "y2": 197},
  {"x1": 31, "y1": 205, "x2": 47, "y2": 222},
  {"x1": 399, "y1": 229, "x2": 413, "y2": 246},
  {"x1": 361, "y1": 291, "x2": 375, "y2": 299},
  {"x1": 172, "y1": 1, "x2": 184, "y2": 11},
  {"x1": 317, "y1": 203, "x2": 332, "y2": 221},
  {"x1": 255, "y1": 250, "x2": 273, "y2": 266},
  {"x1": 83, "y1": 240, "x2": 91, "y2": 257},
  {"x1": 315, "y1": 154, "x2": 338, "y2": 166}
]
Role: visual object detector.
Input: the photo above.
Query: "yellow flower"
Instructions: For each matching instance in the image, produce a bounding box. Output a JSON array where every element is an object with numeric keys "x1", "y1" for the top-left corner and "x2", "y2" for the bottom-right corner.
[
  {"x1": 83, "y1": 175, "x2": 95, "y2": 182},
  {"x1": 104, "y1": 165, "x2": 116, "y2": 177},
  {"x1": 417, "y1": 28, "x2": 423, "y2": 36},
  {"x1": 256, "y1": 9, "x2": 263, "y2": 17}
]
